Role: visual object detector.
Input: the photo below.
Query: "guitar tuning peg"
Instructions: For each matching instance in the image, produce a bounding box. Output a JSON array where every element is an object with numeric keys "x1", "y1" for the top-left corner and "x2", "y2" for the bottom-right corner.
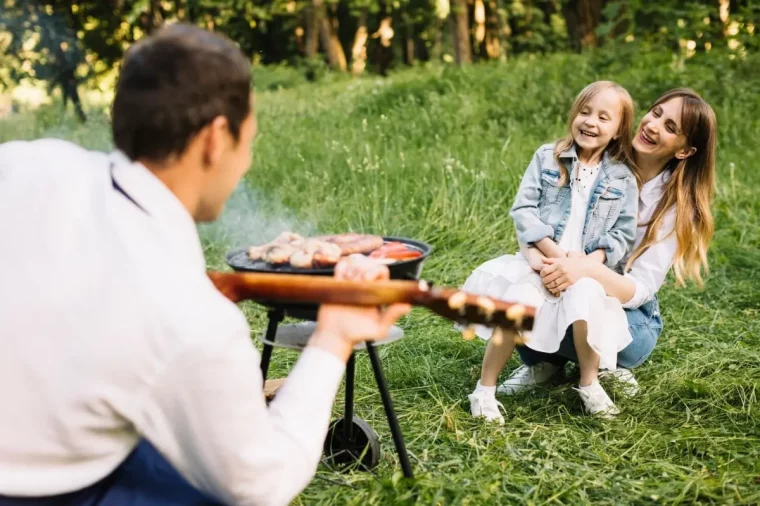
[
  {"x1": 506, "y1": 304, "x2": 526, "y2": 328},
  {"x1": 419, "y1": 279, "x2": 434, "y2": 290},
  {"x1": 448, "y1": 291, "x2": 466, "y2": 310},
  {"x1": 461, "y1": 327, "x2": 476, "y2": 341},
  {"x1": 491, "y1": 327, "x2": 504, "y2": 345},
  {"x1": 448, "y1": 291, "x2": 468, "y2": 316},
  {"x1": 476, "y1": 296, "x2": 495, "y2": 321}
]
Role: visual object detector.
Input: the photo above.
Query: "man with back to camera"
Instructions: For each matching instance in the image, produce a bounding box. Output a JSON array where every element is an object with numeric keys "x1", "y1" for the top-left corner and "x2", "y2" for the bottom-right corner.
[{"x1": 0, "y1": 23, "x2": 410, "y2": 505}]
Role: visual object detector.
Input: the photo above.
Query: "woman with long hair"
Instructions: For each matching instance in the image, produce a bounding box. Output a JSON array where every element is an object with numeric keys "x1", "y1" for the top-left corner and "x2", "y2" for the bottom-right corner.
[{"x1": 498, "y1": 88, "x2": 718, "y2": 418}]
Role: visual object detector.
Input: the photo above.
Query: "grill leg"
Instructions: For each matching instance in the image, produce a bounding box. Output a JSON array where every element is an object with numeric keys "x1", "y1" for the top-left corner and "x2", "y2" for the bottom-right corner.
[
  {"x1": 344, "y1": 354, "x2": 355, "y2": 440},
  {"x1": 260, "y1": 309, "x2": 283, "y2": 383},
  {"x1": 365, "y1": 342, "x2": 414, "y2": 479}
]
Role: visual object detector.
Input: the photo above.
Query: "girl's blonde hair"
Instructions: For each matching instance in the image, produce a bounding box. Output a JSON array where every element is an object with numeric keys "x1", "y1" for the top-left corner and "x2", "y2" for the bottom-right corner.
[
  {"x1": 554, "y1": 81, "x2": 637, "y2": 185},
  {"x1": 625, "y1": 88, "x2": 717, "y2": 287}
]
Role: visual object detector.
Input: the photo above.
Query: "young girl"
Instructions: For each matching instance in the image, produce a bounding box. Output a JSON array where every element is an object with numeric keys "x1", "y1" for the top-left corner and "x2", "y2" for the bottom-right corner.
[
  {"x1": 509, "y1": 88, "x2": 717, "y2": 418},
  {"x1": 463, "y1": 81, "x2": 639, "y2": 424}
]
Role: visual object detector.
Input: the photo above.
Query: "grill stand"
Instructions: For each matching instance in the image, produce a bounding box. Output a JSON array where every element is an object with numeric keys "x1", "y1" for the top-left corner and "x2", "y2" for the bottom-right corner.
[
  {"x1": 258, "y1": 309, "x2": 414, "y2": 479},
  {"x1": 259, "y1": 309, "x2": 283, "y2": 382}
]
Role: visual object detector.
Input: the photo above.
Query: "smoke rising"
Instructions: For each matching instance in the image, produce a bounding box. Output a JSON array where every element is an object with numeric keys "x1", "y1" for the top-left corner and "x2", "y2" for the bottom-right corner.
[{"x1": 198, "y1": 180, "x2": 318, "y2": 249}]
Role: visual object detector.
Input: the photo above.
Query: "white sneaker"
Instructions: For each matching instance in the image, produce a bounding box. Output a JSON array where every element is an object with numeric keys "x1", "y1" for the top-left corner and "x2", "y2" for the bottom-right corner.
[
  {"x1": 576, "y1": 381, "x2": 620, "y2": 419},
  {"x1": 600, "y1": 367, "x2": 639, "y2": 397},
  {"x1": 468, "y1": 390, "x2": 505, "y2": 425},
  {"x1": 496, "y1": 363, "x2": 562, "y2": 395}
]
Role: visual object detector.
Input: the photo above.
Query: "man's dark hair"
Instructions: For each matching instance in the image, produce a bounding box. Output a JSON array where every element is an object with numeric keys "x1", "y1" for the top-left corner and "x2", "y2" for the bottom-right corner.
[{"x1": 112, "y1": 23, "x2": 251, "y2": 162}]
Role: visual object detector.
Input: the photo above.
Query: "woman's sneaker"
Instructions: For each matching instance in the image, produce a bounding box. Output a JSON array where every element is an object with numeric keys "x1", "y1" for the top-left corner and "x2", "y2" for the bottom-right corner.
[
  {"x1": 496, "y1": 363, "x2": 562, "y2": 395},
  {"x1": 600, "y1": 367, "x2": 639, "y2": 397},
  {"x1": 468, "y1": 390, "x2": 505, "y2": 425},
  {"x1": 576, "y1": 381, "x2": 620, "y2": 419}
]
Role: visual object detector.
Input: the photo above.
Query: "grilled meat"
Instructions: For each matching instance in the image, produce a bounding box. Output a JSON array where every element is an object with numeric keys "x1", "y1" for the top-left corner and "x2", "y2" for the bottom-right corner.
[{"x1": 248, "y1": 233, "x2": 392, "y2": 268}]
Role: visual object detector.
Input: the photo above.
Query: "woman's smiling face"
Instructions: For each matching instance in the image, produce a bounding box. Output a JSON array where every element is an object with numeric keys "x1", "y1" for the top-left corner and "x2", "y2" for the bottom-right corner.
[{"x1": 633, "y1": 97, "x2": 691, "y2": 160}]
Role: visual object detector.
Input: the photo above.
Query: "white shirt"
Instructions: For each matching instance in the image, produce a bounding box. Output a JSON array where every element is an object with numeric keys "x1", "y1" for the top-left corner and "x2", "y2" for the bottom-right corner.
[
  {"x1": 0, "y1": 139, "x2": 346, "y2": 505},
  {"x1": 558, "y1": 160, "x2": 601, "y2": 253},
  {"x1": 621, "y1": 169, "x2": 677, "y2": 309}
]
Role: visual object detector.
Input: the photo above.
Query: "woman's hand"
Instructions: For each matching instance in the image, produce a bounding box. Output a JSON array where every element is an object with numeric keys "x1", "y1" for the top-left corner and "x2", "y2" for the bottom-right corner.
[
  {"x1": 540, "y1": 256, "x2": 595, "y2": 295},
  {"x1": 311, "y1": 254, "x2": 411, "y2": 362}
]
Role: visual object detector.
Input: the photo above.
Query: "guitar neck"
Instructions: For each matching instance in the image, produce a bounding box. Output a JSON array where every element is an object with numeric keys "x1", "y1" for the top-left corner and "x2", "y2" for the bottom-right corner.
[{"x1": 208, "y1": 271, "x2": 429, "y2": 306}]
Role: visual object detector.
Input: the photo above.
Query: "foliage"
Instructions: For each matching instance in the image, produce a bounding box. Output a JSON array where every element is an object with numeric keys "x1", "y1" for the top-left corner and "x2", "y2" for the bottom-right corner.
[
  {"x1": 4, "y1": 49, "x2": 759, "y2": 504},
  {"x1": 600, "y1": 0, "x2": 759, "y2": 56},
  {"x1": 4, "y1": 0, "x2": 756, "y2": 108},
  {"x1": 507, "y1": 0, "x2": 568, "y2": 54}
]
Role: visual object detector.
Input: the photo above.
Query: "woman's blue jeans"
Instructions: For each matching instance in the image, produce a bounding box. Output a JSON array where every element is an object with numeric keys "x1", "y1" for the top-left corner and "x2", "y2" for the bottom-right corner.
[{"x1": 517, "y1": 295, "x2": 663, "y2": 369}]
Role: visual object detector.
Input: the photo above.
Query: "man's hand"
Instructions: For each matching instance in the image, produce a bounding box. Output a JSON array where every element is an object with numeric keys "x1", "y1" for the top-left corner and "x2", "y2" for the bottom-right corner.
[
  {"x1": 567, "y1": 251, "x2": 586, "y2": 259},
  {"x1": 310, "y1": 255, "x2": 411, "y2": 362}
]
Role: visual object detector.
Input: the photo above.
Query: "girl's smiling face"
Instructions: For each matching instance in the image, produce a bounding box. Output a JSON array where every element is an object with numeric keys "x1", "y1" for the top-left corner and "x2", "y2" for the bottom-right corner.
[{"x1": 571, "y1": 87, "x2": 623, "y2": 157}]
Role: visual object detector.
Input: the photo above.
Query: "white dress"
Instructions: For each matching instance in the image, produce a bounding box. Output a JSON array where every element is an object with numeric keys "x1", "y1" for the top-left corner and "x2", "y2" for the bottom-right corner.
[{"x1": 461, "y1": 160, "x2": 632, "y2": 371}]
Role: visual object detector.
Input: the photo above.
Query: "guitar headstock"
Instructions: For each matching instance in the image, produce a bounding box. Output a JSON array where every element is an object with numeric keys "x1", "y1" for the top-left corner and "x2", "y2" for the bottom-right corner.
[{"x1": 416, "y1": 283, "x2": 535, "y2": 341}]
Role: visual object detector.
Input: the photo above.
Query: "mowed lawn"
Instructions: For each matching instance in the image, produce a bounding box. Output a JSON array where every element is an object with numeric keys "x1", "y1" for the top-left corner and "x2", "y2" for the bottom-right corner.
[{"x1": 2, "y1": 51, "x2": 759, "y2": 505}]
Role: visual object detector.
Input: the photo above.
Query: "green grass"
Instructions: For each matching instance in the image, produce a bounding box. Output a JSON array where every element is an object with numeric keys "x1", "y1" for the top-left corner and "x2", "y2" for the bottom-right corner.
[{"x1": 2, "y1": 49, "x2": 759, "y2": 504}]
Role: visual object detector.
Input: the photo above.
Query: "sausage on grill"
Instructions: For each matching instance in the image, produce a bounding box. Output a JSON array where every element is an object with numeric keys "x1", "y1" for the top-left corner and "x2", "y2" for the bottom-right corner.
[
  {"x1": 249, "y1": 233, "x2": 388, "y2": 268},
  {"x1": 317, "y1": 234, "x2": 385, "y2": 255}
]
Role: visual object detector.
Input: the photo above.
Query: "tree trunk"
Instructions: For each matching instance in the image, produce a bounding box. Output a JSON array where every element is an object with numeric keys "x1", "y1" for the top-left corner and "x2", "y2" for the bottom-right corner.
[
  {"x1": 431, "y1": 0, "x2": 449, "y2": 61},
  {"x1": 474, "y1": 0, "x2": 486, "y2": 56},
  {"x1": 303, "y1": 3, "x2": 319, "y2": 59},
  {"x1": 729, "y1": 0, "x2": 747, "y2": 15},
  {"x1": 562, "y1": 2, "x2": 579, "y2": 51},
  {"x1": 185, "y1": 0, "x2": 198, "y2": 23},
  {"x1": 541, "y1": 0, "x2": 557, "y2": 17},
  {"x1": 562, "y1": 0, "x2": 605, "y2": 52},
  {"x1": 405, "y1": 37, "x2": 415, "y2": 66},
  {"x1": 350, "y1": 7, "x2": 369, "y2": 75},
  {"x1": 484, "y1": 0, "x2": 503, "y2": 60},
  {"x1": 432, "y1": 17, "x2": 444, "y2": 61},
  {"x1": 148, "y1": 0, "x2": 164, "y2": 34},
  {"x1": 719, "y1": 0, "x2": 730, "y2": 36},
  {"x1": 316, "y1": 0, "x2": 347, "y2": 71},
  {"x1": 402, "y1": 13, "x2": 415, "y2": 65},
  {"x1": 372, "y1": 16, "x2": 394, "y2": 76},
  {"x1": 451, "y1": 0, "x2": 472, "y2": 64},
  {"x1": 417, "y1": 34, "x2": 430, "y2": 62},
  {"x1": 583, "y1": 0, "x2": 605, "y2": 47}
]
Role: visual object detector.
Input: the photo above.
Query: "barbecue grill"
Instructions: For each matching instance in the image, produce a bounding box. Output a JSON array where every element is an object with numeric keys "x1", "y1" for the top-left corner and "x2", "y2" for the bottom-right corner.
[
  {"x1": 226, "y1": 236, "x2": 431, "y2": 319},
  {"x1": 225, "y1": 236, "x2": 433, "y2": 478}
]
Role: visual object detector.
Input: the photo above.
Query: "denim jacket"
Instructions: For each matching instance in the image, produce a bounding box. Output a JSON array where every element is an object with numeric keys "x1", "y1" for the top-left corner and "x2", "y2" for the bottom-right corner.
[{"x1": 509, "y1": 143, "x2": 639, "y2": 270}]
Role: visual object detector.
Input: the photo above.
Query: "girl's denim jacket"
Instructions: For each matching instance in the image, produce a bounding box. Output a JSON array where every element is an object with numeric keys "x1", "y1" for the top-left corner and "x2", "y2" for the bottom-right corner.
[{"x1": 510, "y1": 143, "x2": 639, "y2": 271}]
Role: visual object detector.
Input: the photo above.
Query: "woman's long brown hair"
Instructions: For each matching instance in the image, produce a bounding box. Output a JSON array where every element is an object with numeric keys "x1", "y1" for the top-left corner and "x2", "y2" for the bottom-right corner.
[{"x1": 626, "y1": 88, "x2": 717, "y2": 287}]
